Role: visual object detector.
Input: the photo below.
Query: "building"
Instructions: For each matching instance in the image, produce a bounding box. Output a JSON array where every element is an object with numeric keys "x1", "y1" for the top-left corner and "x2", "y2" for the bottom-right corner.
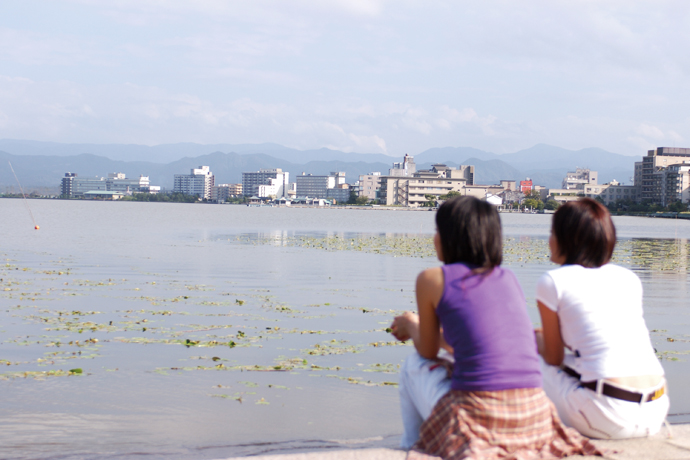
[
  {"x1": 326, "y1": 184, "x2": 351, "y2": 203},
  {"x1": 211, "y1": 183, "x2": 242, "y2": 202},
  {"x1": 61, "y1": 173, "x2": 106, "y2": 197},
  {"x1": 286, "y1": 182, "x2": 297, "y2": 199},
  {"x1": 499, "y1": 189, "x2": 524, "y2": 205},
  {"x1": 242, "y1": 168, "x2": 289, "y2": 198},
  {"x1": 389, "y1": 154, "x2": 416, "y2": 177},
  {"x1": 295, "y1": 172, "x2": 346, "y2": 199},
  {"x1": 174, "y1": 166, "x2": 214, "y2": 199},
  {"x1": 380, "y1": 164, "x2": 477, "y2": 207},
  {"x1": 651, "y1": 163, "x2": 690, "y2": 206},
  {"x1": 583, "y1": 180, "x2": 639, "y2": 205},
  {"x1": 61, "y1": 172, "x2": 158, "y2": 198},
  {"x1": 562, "y1": 168, "x2": 598, "y2": 190},
  {"x1": 519, "y1": 178, "x2": 533, "y2": 194},
  {"x1": 500, "y1": 180, "x2": 517, "y2": 192},
  {"x1": 106, "y1": 173, "x2": 155, "y2": 194},
  {"x1": 635, "y1": 147, "x2": 690, "y2": 203},
  {"x1": 358, "y1": 172, "x2": 381, "y2": 201}
]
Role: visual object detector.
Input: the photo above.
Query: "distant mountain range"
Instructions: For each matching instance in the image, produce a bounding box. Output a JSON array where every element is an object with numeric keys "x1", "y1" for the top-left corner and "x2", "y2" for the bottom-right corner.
[{"x1": 0, "y1": 139, "x2": 640, "y2": 192}]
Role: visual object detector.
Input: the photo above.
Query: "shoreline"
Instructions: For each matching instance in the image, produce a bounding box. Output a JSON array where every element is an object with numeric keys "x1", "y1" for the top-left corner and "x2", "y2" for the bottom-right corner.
[{"x1": 3, "y1": 196, "x2": 690, "y2": 219}]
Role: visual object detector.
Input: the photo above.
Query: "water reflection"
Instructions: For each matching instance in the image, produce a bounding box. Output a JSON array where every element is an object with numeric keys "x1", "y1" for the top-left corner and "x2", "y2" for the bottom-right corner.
[{"x1": 238, "y1": 232, "x2": 690, "y2": 274}]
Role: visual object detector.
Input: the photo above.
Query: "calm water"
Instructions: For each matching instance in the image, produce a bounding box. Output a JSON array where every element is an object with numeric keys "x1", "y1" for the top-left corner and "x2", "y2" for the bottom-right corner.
[{"x1": 1, "y1": 200, "x2": 689, "y2": 459}]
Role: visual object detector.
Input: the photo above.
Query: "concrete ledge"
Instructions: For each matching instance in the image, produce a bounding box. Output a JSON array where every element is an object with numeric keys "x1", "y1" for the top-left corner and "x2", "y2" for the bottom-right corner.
[{"x1": 219, "y1": 424, "x2": 690, "y2": 460}]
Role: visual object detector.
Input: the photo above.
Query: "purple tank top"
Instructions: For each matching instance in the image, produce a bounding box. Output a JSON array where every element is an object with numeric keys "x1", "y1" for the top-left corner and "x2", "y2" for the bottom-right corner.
[{"x1": 437, "y1": 263, "x2": 542, "y2": 392}]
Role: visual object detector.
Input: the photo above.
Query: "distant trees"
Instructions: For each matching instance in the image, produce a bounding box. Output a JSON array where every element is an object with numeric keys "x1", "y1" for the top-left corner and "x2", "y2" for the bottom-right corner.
[
  {"x1": 544, "y1": 199, "x2": 560, "y2": 211},
  {"x1": 439, "y1": 191, "x2": 461, "y2": 200},
  {"x1": 348, "y1": 191, "x2": 370, "y2": 205},
  {"x1": 423, "y1": 194, "x2": 437, "y2": 207},
  {"x1": 225, "y1": 195, "x2": 249, "y2": 204},
  {"x1": 122, "y1": 192, "x2": 199, "y2": 203},
  {"x1": 605, "y1": 198, "x2": 688, "y2": 213}
]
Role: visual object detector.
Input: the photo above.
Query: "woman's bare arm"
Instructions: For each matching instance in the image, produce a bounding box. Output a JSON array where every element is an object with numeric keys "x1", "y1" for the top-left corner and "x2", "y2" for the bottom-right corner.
[
  {"x1": 390, "y1": 267, "x2": 445, "y2": 359},
  {"x1": 536, "y1": 301, "x2": 565, "y2": 366}
]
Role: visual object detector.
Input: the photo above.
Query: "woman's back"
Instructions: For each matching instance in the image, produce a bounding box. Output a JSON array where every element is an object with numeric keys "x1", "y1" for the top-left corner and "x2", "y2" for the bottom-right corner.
[
  {"x1": 537, "y1": 263, "x2": 663, "y2": 381},
  {"x1": 438, "y1": 263, "x2": 542, "y2": 391}
]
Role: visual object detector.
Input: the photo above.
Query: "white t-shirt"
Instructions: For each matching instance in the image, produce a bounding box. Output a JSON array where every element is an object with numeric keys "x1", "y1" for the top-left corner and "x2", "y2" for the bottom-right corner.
[{"x1": 536, "y1": 264, "x2": 664, "y2": 381}]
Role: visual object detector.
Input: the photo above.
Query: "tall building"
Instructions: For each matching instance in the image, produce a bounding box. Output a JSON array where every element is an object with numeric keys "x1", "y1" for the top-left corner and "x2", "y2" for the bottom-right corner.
[
  {"x1": 242, "y1": 169, "x2": 289, "y2": 198},
  {"x1": 656, "y1": 164, "x2": 690, "y2": 206},
  {"x1": 635, "y1": 147, "x2": 690, "y2": 203},
  {"x1": 174, "y1": 166, "x2": 214, "y2": 199}
]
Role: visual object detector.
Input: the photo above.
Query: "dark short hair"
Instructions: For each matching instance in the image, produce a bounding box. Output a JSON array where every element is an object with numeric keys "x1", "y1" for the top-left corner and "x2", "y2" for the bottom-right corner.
[
  {"x1": 435, "y1": 196, "x2": 502, "y2": 269},
  {"x1": 551, "y1": 198, "x2": 616, "y2": 268}
]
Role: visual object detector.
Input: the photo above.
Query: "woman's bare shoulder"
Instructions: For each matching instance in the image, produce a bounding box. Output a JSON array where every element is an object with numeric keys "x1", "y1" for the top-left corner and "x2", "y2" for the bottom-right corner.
[{"x1": 416, "y1": 267, "x2": 445, "y2": 293}]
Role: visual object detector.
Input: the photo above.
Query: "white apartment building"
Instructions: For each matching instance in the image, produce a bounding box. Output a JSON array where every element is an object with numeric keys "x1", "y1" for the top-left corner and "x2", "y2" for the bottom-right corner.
[
  {"x1": 242, "y1": 168, "x2": 289, "y2": 198},
  {"x1": 173, "y1": 166, "x2": 214, "y2": 199}
]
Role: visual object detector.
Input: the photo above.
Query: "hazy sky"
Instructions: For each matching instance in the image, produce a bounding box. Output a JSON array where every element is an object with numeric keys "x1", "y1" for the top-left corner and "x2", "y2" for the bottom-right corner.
[{"x1": 1, "y1": 1, "x2": 689, "y2": 156}]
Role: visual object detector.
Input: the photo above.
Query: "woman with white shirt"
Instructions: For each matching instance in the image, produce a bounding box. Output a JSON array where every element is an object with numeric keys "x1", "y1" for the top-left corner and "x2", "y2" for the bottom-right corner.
[{"x1": 535, "y1": 198, "x2": 669, "y2": 439}]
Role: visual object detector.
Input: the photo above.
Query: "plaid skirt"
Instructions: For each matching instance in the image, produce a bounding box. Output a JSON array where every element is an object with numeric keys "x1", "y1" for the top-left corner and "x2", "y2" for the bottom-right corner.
[{"x1": 409, "y1": 388, "x2": 602, "y2": 460}]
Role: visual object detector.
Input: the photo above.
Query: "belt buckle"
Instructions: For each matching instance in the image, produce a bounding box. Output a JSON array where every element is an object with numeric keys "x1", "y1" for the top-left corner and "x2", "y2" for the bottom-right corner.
[{"x1": 640, "y1": 382, "x2": 666, "y2": 405}]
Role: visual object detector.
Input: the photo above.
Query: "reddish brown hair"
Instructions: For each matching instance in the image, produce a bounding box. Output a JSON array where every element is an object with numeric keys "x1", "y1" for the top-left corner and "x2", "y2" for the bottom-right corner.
[{"x1": 551, "y1": 198, "x2": 616, "y2": 268}]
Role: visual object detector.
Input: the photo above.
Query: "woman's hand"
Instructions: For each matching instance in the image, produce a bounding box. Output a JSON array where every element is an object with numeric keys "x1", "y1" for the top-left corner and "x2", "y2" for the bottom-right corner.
[{"x1": 390, "y1": 312, "x2": 419, "y2": 342}]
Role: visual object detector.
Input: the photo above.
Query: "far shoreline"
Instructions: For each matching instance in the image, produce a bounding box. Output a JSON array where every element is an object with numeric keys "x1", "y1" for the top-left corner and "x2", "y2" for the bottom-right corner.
[{"x1": 3, "y1": 195, "x2": 690, "y2": 220}]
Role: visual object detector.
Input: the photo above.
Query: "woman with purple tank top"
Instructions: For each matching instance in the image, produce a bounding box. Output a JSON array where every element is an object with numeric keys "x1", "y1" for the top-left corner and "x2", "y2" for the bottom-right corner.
[{"x1": 389, "y1": 196, "x2": 601, "y2": 459}]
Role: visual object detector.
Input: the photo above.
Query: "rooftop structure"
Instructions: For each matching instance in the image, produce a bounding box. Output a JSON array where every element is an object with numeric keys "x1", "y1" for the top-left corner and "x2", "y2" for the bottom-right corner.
[
  {"x1": 388, "y1": 154, "x2": 416, "y2": 177},
  {"x1": 562, "y1": 168, "x2": 598, "y2": 190}
]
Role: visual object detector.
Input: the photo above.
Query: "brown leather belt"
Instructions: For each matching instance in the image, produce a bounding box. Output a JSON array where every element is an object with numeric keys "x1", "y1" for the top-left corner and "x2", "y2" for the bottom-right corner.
[{"x1": 562, "y1": 366, "x2": 665, "y2": 404}]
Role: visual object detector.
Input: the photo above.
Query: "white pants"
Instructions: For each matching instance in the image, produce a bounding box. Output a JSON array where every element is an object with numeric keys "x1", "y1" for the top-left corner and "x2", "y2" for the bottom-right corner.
[
  {"x1": 541, "y1": 362, "x2": 670, "y2": 439},
  {"x1": 398, "y1": 352, "x2": 452, "y2": 449}
]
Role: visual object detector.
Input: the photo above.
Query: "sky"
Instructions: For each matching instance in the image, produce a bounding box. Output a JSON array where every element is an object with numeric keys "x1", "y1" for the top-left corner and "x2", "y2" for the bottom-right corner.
[{"x1": 1, "y1": 0, "x2": 689, "y2": 157}]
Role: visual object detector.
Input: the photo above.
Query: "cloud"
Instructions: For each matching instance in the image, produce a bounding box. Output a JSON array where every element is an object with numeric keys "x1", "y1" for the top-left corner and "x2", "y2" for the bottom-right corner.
[{"x1": 0, "y1": 28, "x2": 95, "y2": 66}]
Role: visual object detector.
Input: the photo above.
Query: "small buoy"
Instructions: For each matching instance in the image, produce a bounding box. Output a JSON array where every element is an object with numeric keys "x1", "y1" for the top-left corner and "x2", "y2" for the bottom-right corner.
[{"x1": 35, "y1": 225, "x2": 40, "y2": 230}]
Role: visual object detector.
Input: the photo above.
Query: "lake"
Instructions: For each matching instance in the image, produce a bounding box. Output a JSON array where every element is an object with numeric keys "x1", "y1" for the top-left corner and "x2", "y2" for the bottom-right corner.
[{"x1": 1, "y1": 200, "x2": 689, "y2": 459}]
